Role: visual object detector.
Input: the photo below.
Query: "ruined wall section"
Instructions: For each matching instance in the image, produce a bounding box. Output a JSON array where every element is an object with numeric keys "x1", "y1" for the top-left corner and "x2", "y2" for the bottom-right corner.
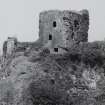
[
  {"x1": 62, "y1": 10, "x2": 89, "y2": 46},
  {"x1": 3, "y1": 37, "x2": 35, "y2": 58},
  {"x1": 7, "y1": 37, "x2": 17, "y2": 55},
  {"x1": 3, "y1": 37, "x2": 17, "y2": 58}
]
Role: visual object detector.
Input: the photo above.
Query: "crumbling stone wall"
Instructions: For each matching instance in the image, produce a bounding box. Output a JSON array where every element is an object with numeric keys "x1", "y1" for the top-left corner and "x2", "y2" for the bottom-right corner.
[
  {"x1": 39, "y1": 10, "x2": 89, "y2": 54},
  {"x1": 3, "y1": 37, "x2": 36, "y2": 58},
  {"x1": 6, "y1": 37, "x2": 17, "y2": 55},
  {"x1": 3, "y1": 37, "x2": 17, "y2": 58}
]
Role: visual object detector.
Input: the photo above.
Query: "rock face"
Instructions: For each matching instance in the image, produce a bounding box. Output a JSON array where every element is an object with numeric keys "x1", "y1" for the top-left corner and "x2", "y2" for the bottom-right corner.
[{"x1": 0, "y1": 9, "x2": 105, "y2": 105}]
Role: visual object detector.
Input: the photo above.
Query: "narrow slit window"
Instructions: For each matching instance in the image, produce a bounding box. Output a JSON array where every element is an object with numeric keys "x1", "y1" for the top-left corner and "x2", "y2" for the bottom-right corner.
[
  {"x1": 54, "y1": 48, "x2": 58, "y2": 52},
  {"x1": 71, "y1": 32, "x2": 74, "y2": 39},
  {"x1": 49, "y1": 34, "x2": 52, "y2": 40},
  {"x1": 53, "y1": 21, "x2": 57, "y2": 27}
]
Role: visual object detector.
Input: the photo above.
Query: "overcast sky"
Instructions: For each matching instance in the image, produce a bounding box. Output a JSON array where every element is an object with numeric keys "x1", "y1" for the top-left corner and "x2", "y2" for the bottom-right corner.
[{"x1": 0, "y1": 0, "x2": 105, "y2": 53}]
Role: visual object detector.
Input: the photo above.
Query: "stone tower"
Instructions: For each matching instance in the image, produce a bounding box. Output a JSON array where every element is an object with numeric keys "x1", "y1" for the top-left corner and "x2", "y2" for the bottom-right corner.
[
  {"x1": 3, "y1": 37, "x2": 17, "y2": 58},
  {"x1": 39, "y1": 10, "x2": 89, "y2": 54}
]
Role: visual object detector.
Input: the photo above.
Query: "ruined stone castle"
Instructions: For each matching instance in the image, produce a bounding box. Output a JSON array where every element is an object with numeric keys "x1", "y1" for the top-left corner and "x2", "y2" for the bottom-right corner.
[{"x1": 3, "y1": 9, "x2": 89, "y2": 57}]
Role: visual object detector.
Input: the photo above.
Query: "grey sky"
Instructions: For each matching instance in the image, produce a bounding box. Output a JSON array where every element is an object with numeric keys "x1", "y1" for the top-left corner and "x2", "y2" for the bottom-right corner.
[{"x1": 0, "y1": 0, "x2": 105, "y2": 53}]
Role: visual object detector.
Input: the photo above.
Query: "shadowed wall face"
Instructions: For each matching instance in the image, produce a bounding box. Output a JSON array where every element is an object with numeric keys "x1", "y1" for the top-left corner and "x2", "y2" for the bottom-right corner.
[{"x1": 39, "y1": 10, "x2": 89, "y2": 54}]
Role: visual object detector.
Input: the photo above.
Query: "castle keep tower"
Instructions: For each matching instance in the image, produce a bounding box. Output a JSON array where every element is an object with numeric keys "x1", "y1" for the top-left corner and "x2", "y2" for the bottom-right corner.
[{"x1": 39, "y1": 10, "x2": 89, "y2": 54}]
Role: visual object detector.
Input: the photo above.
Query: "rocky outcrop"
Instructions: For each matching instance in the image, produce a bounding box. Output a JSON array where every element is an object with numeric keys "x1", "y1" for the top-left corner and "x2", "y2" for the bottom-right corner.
[{"x1": 0, "y1": 42, "x2": 105, "y2": 105}]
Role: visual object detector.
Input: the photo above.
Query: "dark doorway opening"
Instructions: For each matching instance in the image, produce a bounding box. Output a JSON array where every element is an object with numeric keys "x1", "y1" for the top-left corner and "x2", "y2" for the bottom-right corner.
[{"x1": 54, "y1": 48, "x2": 58, "y2": 52}]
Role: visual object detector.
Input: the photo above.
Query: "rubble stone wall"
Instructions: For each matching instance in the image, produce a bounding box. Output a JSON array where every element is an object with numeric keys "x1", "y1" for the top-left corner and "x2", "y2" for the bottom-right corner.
[{"x1": 39, "y1": 10, "x2": 89, "y2": 54}]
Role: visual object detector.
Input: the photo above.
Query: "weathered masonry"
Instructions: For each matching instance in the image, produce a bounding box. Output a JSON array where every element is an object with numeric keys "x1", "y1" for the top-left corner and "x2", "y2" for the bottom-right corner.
[{"x1": 39, "y1": 10, "x2": 89, "y2": 54}]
